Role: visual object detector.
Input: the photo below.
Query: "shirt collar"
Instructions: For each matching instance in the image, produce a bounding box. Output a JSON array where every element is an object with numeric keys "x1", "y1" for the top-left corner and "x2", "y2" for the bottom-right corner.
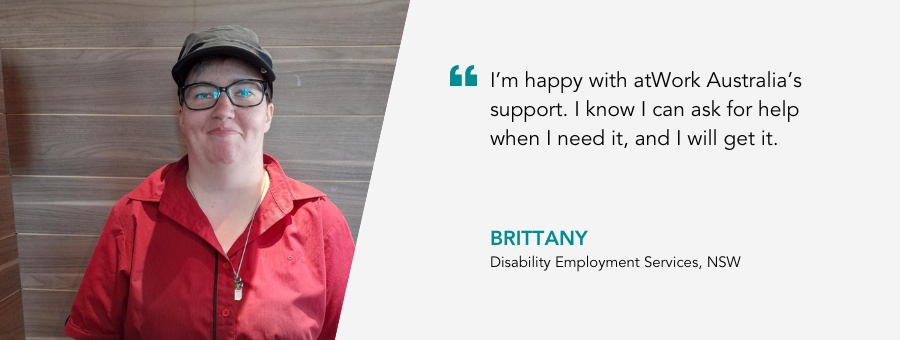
[{"x1": 126, "y1": 154, "x2": 326, "y2": 254}]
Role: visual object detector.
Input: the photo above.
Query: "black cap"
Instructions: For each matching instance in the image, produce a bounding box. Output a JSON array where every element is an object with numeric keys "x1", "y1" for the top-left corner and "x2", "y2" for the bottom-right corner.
[{"x1": 172, "y1": 25, "x2": 275, "y2": 95}]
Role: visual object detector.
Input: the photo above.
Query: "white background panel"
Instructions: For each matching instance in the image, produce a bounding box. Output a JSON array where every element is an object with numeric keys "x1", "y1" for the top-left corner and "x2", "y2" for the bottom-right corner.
[{"x1": 341, "y1": 2, "x2": 899, "y2": 339}]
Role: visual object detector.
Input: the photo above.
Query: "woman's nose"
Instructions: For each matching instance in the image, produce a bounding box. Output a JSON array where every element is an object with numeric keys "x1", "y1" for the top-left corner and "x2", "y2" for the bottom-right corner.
[{"x1": 210, "y1": 92, "x2": 236, "y2": 119}]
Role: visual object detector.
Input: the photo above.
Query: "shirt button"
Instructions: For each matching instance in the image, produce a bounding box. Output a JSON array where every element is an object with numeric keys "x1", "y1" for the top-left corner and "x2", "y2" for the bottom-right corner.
[
  {"x1": 287, "y1": 255, "x2": 293, "y2": 260},
  {"x1": 223, "y1": 263, "x2": 230, "y2": 269},
  {"x1": 222, "y1": 309, "x2": 231, "y2": 317}
]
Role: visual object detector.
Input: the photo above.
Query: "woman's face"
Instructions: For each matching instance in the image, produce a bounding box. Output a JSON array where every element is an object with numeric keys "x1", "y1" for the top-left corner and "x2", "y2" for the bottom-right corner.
[{"x1": 179, "y1": 58, "x2": 274, "y2": 165}]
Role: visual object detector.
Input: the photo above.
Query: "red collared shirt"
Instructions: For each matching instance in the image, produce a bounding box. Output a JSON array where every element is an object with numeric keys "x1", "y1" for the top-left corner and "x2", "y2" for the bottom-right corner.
[{"x1": 64, "y1": 155, "x2": 355, "y2": 340}]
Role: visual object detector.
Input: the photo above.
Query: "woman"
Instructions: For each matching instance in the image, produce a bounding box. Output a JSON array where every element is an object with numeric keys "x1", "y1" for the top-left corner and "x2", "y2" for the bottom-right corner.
[{"x1": 64, "y1": 25, "x2": 355, "y2": 339}]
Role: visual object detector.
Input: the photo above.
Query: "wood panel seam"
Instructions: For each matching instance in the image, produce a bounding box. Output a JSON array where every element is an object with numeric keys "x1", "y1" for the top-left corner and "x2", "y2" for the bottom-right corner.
[
  {"x1": 15, "y1": 233, "x2": 99, "y2": 237},
  {"x1": 0, "y1": 289, "x2": 20, "y2": 304},
  {"x1": 21, "y1": 288, "x2": 77, "y2": 292},
  {"x1": 13, "y1": 175, "x2": 145, "y2": 180}
]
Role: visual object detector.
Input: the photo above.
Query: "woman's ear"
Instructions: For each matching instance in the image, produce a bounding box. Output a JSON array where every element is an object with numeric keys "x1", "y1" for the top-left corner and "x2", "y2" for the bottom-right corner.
[
  {"x1": 264, "y1": 102, "x2": 274, "y2": 133},
  {"x1": 177, "y1": 106, "x2": 188, "y2": 134}
]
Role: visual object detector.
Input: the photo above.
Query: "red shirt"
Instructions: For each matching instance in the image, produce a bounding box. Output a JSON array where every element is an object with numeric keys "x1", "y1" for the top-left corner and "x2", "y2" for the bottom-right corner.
[{"x1": 64, "y1": 155, "x2": 355, "y2": 339}]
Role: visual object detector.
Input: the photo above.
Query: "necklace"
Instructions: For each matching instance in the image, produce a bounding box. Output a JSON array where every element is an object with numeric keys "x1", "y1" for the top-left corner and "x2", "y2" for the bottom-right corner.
[{"x1": 186, "y1": 170, "x2": 269, "y2": 301}]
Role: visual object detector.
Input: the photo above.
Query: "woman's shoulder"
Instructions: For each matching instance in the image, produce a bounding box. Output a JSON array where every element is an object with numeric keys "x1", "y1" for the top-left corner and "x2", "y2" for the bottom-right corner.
[
  {"x1": 104, "y1": 160, "x2": 185, "y2": 224},
  {"x1": 126, "y1": 158, "x2": 187, "y2": 202},
  {"x1": 281, "y1": 176, "x2": 327, "y2": 201},
  {"x1": 263, "y1": 155, "x2": 328, "y2": 203},
  {"x1": 275, "y1": 173, "x2": 346, "y2": 222}
]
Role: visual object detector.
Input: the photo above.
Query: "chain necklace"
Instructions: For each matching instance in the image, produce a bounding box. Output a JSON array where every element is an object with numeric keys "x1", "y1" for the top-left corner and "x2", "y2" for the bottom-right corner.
[{"x1": 187, "y1": 171, "x2": 269, "y2": 301}]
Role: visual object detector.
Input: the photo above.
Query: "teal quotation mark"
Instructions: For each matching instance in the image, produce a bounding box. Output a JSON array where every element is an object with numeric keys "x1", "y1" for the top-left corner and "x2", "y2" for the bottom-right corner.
[{"x1": 450, "y1": 65, "x2": 477, "y2": 86}]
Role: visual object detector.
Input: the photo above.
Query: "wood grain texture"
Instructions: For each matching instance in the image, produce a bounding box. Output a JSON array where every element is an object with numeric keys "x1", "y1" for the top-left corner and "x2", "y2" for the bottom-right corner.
[
  {"x1": 12, "y1": 176, "x2": 368, "y2": 237},
  {"x1": 11, "y1": 177, "x2": 140, "y2": 203},
  {"x1": 0, "y1": 235, "x2": 22, "y2": 298},
  {"x1": 2, "y1": 113, "x2": 19, "y2": 237},
  {"x1": 14, "y1": 202, "x2": 116, "y2": 237},
  {"x1": 17, "y1": 235, "x2": 97, "y2": 275},
  {"x1": 0, "y1": 52, "x2": 5, "y2": 114},
  {"x1": 0, "y1": 174, "x2": 15, "y2": 238},
  {"x1": 1, "y1": 114, "x2": 8, "y2": 175},
  {"x1": 0, "y1": 291, "x2": 26, "y2": 340},
  {"x1": 1, "y1": 47, "x2": 398, "y2": 116},
  {"x1": 1, "y1": 48, "x2": 176, "y2": 115},
  {"x1": 0, "y1": 175, "x2": 13, "y2": 237},
  {"x1": 0, "y1": 50, "x2": 22, "y2": 337},
  {"x1": 0, "y1": 0, "x2": 409, "y2": 48},
  {"x1": 21, "y1": 289, "x2": 74, "y2": 338},
  {"x1": 20, "y1": 273, "x2": 82, "y2": 292},
  {"x1": 7, "y1": 114, "x2": 382, "y2": 180}
]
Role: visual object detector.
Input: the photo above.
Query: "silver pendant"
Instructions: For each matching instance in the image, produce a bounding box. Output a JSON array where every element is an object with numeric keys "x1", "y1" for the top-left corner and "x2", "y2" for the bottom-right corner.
[{"x1": 234, "y1": 277, "x2": 244, "y2": 301}]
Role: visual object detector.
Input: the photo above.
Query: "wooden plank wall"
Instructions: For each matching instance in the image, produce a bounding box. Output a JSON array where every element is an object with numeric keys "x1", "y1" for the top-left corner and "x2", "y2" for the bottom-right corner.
[
  {"x1": 1, "y1": 51, "x2": 27, "y2": 340},
  {"x1": 1, "y1": 1, "x2": 407, "y2": 337}
]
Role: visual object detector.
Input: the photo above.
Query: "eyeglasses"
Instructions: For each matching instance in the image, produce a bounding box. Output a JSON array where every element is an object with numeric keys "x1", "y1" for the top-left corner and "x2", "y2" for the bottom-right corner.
[{"x1": 180, "y1": 79, "x2": 270, "y2": 110}]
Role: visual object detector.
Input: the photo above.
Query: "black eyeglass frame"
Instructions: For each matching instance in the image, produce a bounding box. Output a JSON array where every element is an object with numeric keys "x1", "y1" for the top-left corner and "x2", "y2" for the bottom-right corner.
[{"x1": 178, "y1": 79, "x2": 272, "y2": 110}]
